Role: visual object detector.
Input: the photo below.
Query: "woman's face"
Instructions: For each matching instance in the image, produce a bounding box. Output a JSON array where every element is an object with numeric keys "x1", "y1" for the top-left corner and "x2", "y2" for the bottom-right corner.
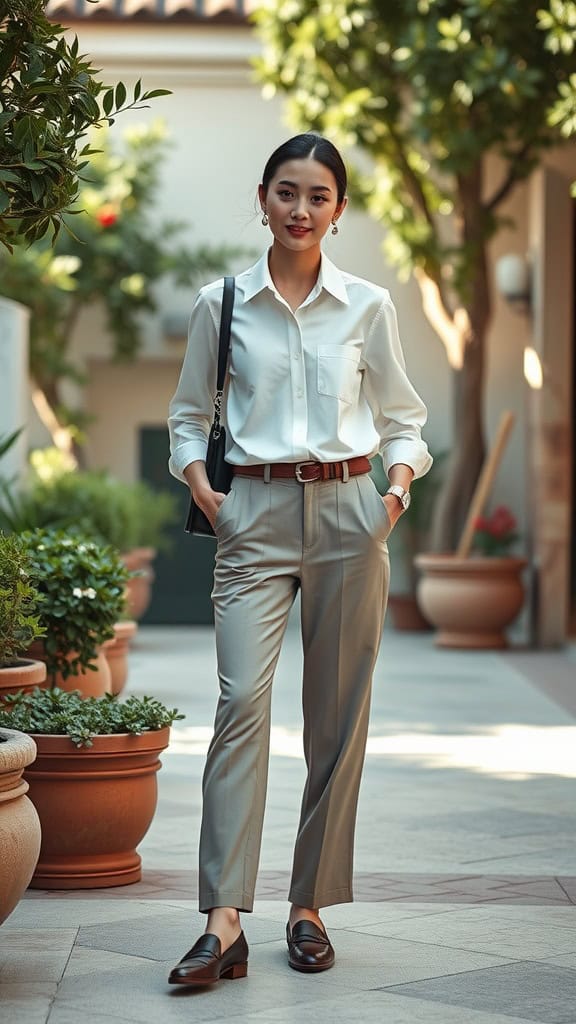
[{"x1": 259, "y1": 157, "x2": 346, "y2": 253}]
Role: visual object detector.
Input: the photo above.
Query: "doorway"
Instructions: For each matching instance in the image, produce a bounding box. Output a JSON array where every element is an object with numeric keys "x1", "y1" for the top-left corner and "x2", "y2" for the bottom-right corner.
[{"x1": 139, "y1": 425, "x2": 216, "y2": 625}]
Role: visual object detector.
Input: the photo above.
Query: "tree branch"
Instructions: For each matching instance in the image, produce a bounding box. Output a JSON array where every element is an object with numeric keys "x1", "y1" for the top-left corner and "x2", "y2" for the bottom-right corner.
[
  {"x1": 413, "y1": 268, "x2": 470, "y2": 370},
  {"x1": 30, "y1": 381, "x2": 78, "y2": 466},
  {"x1": 486, "y1": 141, "x2": 533, "y2": 211}
]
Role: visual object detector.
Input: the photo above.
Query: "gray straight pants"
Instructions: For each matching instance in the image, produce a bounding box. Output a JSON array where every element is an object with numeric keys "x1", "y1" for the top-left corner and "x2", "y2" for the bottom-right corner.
[{"x1": 198, "y1": 470, "x2": 391, "y2": 913}]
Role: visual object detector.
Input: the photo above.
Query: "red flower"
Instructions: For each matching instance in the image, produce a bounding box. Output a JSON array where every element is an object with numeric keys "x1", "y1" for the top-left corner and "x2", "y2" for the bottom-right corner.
[
  {"x1": 473, "y1": 504, "x2": 518, "y2": 556},
  {"x1": 96, "y1": 205, "x2": 118, "y2": 228},
  {"x1": 489, "y1": 505, "x2": 517, "y2": 538}
]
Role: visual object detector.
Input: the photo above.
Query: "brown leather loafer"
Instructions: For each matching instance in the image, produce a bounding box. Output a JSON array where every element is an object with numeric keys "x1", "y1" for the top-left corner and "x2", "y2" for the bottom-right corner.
[
  {"x1": 168, "y1": 930, "x2": 248, "y2": 986},
  {"x1": 286, "y1": 920, "x2": 335, "y2": 973}
]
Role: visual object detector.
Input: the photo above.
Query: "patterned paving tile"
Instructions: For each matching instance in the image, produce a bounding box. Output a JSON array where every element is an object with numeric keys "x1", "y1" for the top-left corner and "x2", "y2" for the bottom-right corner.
[
  {"x1": 355, "y1": 905, "x2": 576, "y2": 960},
  {"x1": 22, "y1": 872, "x2": 576, "y2": 904},
  {"x1": 0, "y1": 983, "x2": 57, "y2": 1024},
  {"x1": 382, "y1": 961, "x2": 576, "y2": 1023}
]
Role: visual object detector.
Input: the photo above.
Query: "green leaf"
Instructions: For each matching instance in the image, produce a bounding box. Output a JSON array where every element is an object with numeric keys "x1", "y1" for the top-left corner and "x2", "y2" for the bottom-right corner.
[
  {"x1": 115, "y1": 82, "x2": 127, "y2": 109},
  {"x1": 0, "y1": 191, "x2": 10, "y2": 214},
  {"x1": 140, "y1": 89, "x2": 172, "y2": 100},
  {"x1": 102, "y1": 89, "x2": 114, "y2": 117}
]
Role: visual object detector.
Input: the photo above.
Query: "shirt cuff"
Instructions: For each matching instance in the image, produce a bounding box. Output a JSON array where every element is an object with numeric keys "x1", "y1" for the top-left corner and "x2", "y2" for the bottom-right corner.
[
  {"x1": 168, "y1": 440, "x2": 208, "y2": 483},
  {"x1": 382, "y1": 441, "x2": 433, "y2": 481}
]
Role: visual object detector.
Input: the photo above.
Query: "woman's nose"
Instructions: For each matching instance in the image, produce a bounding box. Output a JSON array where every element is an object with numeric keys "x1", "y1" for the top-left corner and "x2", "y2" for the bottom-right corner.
[{"x1": 291, "y1": 201, "x2": 309, "y2": 219}]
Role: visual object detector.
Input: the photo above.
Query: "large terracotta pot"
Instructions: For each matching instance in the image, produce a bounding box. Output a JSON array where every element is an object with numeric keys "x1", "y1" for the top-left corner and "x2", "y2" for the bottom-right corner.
[
  {"x1": 122, "y1": 547, "x2": 156, "y2": 621},
  {"x1": 415, "y1": 554, "x2": 527, "y2": 649},
  {"x1": 102, "y1": 621, "x2": 138, "y2": 696},
  {"x1": 387, "y1": 594, "x2": 432, "y2": 632},
  {"x1": 0, "y1": 659, "x2": 47, "y2": 699},
  {"x1": 0, "y1": 729, "x2": 41, "y2": 923},
  {"x1": 28, "y1": 641, "x2": 112, "y2": 698},
  {"x1": 25, "y1": 726, "x2": 171, "y2": 889}
]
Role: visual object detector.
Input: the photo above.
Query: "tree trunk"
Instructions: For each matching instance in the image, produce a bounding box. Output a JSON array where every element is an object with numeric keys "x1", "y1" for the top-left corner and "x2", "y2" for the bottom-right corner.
[
  {"x1": 430, "y1": 165, "x2": 492, "y2": 551},
  {"x1": 30, "y1": 376, "x2": 78, "y2": 469}
]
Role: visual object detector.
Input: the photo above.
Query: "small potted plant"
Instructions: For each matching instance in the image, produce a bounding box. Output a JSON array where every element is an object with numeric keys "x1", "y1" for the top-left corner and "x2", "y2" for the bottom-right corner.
[
  {"x1": 0, "y1": 531, "x2": 47, "y2": 697},
  {"x1": 24, "y1": 528, "x2": 130, "y2": 697},
  {"x1": 0, "y1": 687, "x2": 184, "y2": 889},
  {"x1": 416, "y1": 503, "x2": 526, "y2": 649},
  {"x1": 1, "y1": 468, "x2": 178, "y2": 621}
]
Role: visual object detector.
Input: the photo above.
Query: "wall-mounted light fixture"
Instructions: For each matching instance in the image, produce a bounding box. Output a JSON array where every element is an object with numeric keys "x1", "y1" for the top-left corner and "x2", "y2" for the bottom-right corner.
[
  {"x1": 494, "y1": 253, "x2": 532, "y2": 315},
  {"x1": 523, "y1": 346, "x2": 544, "y2": 390}
]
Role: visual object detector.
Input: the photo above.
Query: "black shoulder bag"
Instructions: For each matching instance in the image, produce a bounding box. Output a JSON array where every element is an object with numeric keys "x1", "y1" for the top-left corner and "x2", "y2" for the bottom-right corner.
[{"x1": 184, "y1": 276, "x2": 235, "y2": 537}]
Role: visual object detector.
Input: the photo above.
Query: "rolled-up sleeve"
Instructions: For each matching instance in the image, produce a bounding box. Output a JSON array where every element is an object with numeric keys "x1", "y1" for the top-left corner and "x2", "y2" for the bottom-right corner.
[
  {"x1": 167, "y1": 286, "x2": 220, "y2": 483},
  {"x1": 362, "y1": 294, "x2": 433, "y2": 480}
]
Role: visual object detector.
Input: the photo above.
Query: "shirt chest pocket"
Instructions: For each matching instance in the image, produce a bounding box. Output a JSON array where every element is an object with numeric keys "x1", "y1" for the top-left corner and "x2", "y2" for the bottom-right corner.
[{"x1": 317, "y1": 343, "x2": 362, "y2": 405}]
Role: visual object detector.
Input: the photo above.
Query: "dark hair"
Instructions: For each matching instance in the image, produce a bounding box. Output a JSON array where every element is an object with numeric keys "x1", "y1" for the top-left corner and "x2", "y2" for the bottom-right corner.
[{"x1": 261, "y1": 133, "x2": 347, "y2": 204}]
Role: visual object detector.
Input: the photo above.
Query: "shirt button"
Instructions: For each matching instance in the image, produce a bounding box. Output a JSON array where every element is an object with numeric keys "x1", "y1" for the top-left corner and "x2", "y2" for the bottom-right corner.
[
  {"x1": 293, "y1": 353, "x2": 300, "y2": 360},
  {"x1": 296, "y1": 388, "x2": 303, "y2": 398}
]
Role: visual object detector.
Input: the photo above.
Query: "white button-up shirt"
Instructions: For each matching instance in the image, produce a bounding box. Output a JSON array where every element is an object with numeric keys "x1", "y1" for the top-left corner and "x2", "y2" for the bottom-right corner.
[{"x1": 168, "y1": 249, "x2": 432, "y2": 482}]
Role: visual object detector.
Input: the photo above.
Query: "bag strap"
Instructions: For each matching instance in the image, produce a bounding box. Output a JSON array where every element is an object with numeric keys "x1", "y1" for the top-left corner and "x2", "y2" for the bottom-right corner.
[{"x1": 212, "y1": 276, "x2": 235, "y2": 438}]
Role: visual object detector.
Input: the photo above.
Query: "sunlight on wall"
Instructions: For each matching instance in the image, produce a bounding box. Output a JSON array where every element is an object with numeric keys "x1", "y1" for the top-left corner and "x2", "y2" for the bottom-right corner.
[{"x1": 164, "y1": 723, "x2": 576, "y2": 780}]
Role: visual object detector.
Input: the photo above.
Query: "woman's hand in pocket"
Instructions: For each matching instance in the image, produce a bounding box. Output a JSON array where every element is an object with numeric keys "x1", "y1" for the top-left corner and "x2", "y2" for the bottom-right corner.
[
  {"x1": 382, "y1": 494, "x2": 403, "y2": 530},
  {"x1": 192, "y1": 486, "x2": 227, "y2": 530}
]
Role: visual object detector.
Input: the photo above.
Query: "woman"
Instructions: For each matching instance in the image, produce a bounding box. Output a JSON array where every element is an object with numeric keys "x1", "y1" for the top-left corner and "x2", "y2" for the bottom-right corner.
[{"x1": 167, "y1": 133, "x2": 432, "y2": 986}]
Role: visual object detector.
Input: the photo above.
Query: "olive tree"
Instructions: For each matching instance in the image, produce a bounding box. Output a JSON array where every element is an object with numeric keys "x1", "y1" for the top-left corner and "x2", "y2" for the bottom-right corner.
[{"x1": 254, "y1": 0, "x2": 576, "y2": 549}]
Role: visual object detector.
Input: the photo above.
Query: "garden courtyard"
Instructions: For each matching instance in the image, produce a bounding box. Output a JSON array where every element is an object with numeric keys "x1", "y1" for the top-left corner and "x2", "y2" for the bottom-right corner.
[{"x1": 2, "y1": 620, "x2": 576, "y2": 1024}]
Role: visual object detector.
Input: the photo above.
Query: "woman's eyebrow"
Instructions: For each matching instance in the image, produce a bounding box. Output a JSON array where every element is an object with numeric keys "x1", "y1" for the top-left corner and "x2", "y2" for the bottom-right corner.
[{"x1": 277, "y1": 180, "x2": 333, "y2": 192}]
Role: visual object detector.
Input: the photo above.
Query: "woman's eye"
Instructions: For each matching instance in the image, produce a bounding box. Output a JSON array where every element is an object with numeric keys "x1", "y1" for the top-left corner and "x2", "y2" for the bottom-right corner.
[
  {"x1": 278, "y1": 190, "x2": 293, "y2": 199},
  {"x1": 312, "y1": 195, "x2": 327, "y2": 203}
]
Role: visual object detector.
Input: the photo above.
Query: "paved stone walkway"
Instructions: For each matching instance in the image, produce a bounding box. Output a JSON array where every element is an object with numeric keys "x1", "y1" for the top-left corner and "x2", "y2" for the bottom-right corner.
[{"x1": 2, "y1": 622, "x2": 576, "y2": 1023}]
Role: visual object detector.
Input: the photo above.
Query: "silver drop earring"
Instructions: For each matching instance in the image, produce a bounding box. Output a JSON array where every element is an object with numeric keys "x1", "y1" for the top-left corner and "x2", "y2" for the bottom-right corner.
[
  {"x1": 331, "y1": 220, "x2": 339, "y2": 235},
  {"x1": 261, "y1": 212, "x2": 269, "y2": 226}
]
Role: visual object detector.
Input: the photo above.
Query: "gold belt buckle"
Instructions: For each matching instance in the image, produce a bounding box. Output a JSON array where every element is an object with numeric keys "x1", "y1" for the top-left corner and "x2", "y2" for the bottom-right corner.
[{"x1": 294, "y1": 461, "x2": 319, "y2": 483}]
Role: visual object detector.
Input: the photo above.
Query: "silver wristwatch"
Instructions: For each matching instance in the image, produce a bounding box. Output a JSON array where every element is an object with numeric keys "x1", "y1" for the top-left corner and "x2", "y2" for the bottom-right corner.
[{"x1": 386, "y1": 485, "x2": 411, "y2": 512}]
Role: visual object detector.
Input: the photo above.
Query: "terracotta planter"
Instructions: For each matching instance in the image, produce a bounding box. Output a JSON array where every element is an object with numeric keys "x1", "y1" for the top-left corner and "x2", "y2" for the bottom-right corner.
[
  {"x1": 0, "y1": 659, "x2": 47, "y2": 699},
  {"x1": 0, "y1": 729, "x2": 42, "y2": 923},
  {"x1": 415, "y1": 554, "x2": 527, "y2": 649},
  {"x1": 28, "y1": 641, "x2": 112, "y2": 698},
  {"x1": 102, "y1": 621, "x2": 138, "y2": 696},
  {"x1": 122, "y1": 547, "x2": 156, "y2": 621},
  {"x1": 25, "y1": 726, "x2": 171, "y2": 890},
  {"x1": 387, "y1": 594, "x2": 432, "y2": 632}
]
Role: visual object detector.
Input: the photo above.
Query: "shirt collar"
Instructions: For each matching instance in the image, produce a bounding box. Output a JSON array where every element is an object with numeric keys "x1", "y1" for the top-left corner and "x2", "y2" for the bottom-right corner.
[{"x1": 241, "y1": 249, "x2": 350, "y2": 306}]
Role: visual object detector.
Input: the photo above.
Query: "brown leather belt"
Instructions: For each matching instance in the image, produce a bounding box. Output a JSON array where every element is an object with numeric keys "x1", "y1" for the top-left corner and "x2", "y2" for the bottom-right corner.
[{"x1": 233, "y1": 456, "x2": 371, "y2": 483}]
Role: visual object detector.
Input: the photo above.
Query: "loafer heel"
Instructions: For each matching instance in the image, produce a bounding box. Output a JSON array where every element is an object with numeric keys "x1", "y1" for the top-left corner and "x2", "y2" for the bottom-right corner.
[{"x1": 221, "y1": 961, "x2": 248, "y2": 980}]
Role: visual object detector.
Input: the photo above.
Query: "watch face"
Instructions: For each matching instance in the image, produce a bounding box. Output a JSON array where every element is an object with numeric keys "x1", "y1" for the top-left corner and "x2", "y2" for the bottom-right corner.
[{"x1": 402, "y1": 491, "x2": 411, "y2": 511}]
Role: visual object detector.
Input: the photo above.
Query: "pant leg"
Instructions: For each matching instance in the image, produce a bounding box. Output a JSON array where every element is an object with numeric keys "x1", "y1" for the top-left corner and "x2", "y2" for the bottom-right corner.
[
  {"x1": 199, "y1": 477, "x2": 299, "y2": 913},
  {"x1": 288, "y1": 473, "x2": 390, "y2": 909}
]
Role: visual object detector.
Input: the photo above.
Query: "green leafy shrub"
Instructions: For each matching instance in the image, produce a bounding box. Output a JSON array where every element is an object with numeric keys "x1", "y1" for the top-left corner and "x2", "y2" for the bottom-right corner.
[
  {"x1": 1, "y1": 471, "x2": 178, "y2": 553},
  {"x1": 23, "y1": 528, "x2": 130, "y2": 681},
  {"x1": 0, "y1": 532, "x2": 45, "y2": 667},
  {"x1": 0, "y1": 687, "x2": 184, "y2": 748}
]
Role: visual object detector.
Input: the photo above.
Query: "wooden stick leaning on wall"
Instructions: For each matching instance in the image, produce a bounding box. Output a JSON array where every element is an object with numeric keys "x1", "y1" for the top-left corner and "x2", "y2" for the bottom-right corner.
[{"x1": 455, "y1": 410, "x2": 516, "y2": 559}]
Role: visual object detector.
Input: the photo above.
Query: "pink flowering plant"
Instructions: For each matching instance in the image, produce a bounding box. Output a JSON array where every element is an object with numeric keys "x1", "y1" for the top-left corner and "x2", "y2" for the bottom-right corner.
[
  {"x1": 21, "y1": 528, "x2": 130, "y2": 683},
  {"x1": 472, "y1": 506, "x2": 519, "y2": 557}
]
